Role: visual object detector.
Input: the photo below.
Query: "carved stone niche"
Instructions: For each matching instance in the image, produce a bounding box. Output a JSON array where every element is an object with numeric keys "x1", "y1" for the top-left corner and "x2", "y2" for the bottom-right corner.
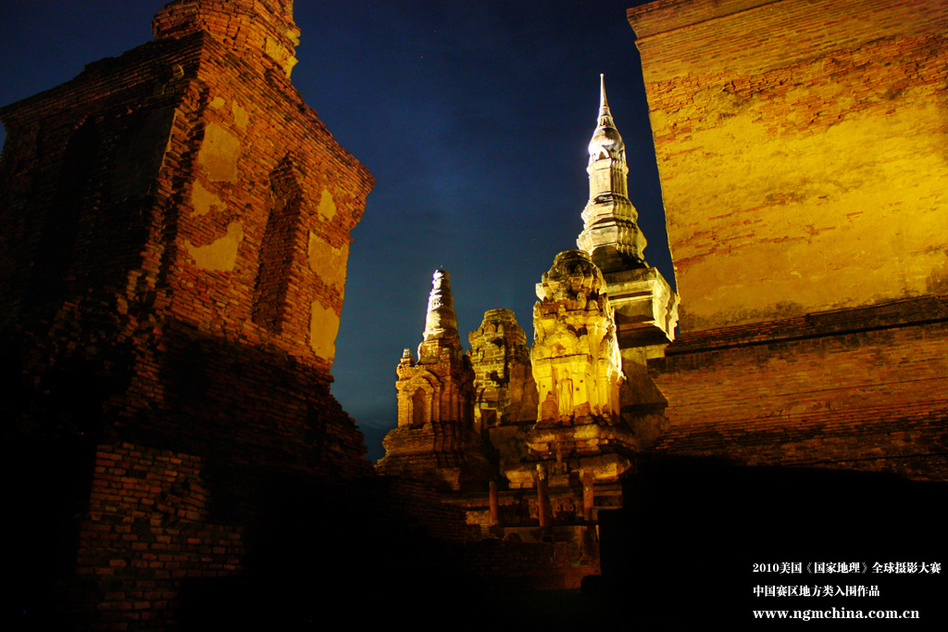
[
  {"x1": 504, "y1": 250, "x2": 640, "y2": 490},
  {"x1": 531, "y1": 250, "x2": 623, "y2": 426}
]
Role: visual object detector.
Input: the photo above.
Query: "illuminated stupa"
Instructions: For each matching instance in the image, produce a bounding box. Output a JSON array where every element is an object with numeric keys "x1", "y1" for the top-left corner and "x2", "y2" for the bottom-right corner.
[
  {"x1": 378, "y1": 77, "x2": 680, "y2": 530},
  {"x1": 376, "y1": 270, "x2": 491, "y2": 492}
]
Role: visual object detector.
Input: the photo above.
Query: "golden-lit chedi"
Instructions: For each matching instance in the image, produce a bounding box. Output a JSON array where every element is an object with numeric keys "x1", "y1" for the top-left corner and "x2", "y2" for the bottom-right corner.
[{"x1": 379, "y1": 75, "x2": 679, "y2": 535}]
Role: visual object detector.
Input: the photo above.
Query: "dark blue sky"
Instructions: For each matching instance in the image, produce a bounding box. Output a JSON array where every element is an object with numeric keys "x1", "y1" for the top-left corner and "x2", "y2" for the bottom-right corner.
[{"x1": 0, "y1": 0, "x2": 671, "y2": 462}]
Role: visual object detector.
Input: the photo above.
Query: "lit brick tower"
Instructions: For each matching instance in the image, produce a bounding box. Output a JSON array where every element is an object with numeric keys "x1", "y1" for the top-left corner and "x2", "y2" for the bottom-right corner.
[
  {"x1": 468, "y1": 308, "x2": 537, "y2": 431},
  {"x1": 0, "y1": 1, "x2": 374, "y2": 627}
]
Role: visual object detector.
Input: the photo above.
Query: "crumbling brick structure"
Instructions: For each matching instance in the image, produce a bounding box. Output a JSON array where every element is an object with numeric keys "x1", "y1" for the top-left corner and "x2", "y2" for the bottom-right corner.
[
  {"x1": 0, "y1": 1, "x2": 407, "y2": 628},
  {"x1": 626, "y1": 0, "x2": 948, "y2": 479},
  {"x1": 601, "y1": 0, "x2": 948, "y2": 625},
  {"x1": 377, "y1": 270, "x2": 492, "y2": 492}
]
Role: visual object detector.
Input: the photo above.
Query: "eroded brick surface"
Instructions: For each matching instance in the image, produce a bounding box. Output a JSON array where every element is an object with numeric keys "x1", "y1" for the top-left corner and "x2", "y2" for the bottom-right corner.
[
  {"x1": 627, "y1": 0, "x2": 948, "y2": 482},
  {"x1": 629, "y1": 0, "x2": 948, "y2": 330},
  {"x1": 0, "y1": 2, "x2": 383, "y2": 628},
  {"x1": 649, "y1": 299, "x2": 948, "y2": 479}
]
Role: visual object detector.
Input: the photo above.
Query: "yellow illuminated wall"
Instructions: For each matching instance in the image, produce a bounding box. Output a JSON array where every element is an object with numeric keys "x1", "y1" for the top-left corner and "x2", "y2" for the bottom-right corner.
[{"x1": 629, "y1": 0, "x2": 948, "y2": 330}]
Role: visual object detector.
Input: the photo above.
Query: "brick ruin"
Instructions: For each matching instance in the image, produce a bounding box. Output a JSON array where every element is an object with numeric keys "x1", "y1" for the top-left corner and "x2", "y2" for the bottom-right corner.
[
  {"x1": 0, "y1": 1, "x2": 478, "y2": 629},
  {"x1": 378, "y1": 0, "x2": 947, "y2": 625},
  {"x1": 378, "y1": 75, "x2": 679, "y2": 553},
  {"x1": 626, "y1": 0, "x2": 948, "y2": 479},
  {"x1": 3, "y1": 0, "x2": 947, "y2": 628},
  {"x1": 619, "y1": 0, "x2": 947, "y2": 625}
]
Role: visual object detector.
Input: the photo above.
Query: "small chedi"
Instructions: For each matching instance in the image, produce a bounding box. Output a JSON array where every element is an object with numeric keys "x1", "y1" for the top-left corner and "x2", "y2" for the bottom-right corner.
[
  {"x1": 377, "y1": 270, "x2": 490, "y2": 491},
  {"x1": 378, "y1": 75, "x2": 679, "y2": 536}
]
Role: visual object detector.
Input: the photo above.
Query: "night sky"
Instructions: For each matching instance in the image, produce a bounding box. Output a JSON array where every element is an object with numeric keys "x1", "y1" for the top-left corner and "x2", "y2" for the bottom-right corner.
[{"x1": 0, "y1": 0, "x2": 672, "y2": 462}]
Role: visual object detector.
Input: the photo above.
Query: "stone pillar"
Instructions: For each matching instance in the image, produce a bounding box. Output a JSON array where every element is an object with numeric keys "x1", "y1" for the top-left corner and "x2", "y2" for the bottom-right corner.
[
  {"x1": 582, "y1": 471, "x2": 595, "y2": 523},
  {"x1": 489, "y1": 479, "x2": 500, "y2": 527},
  {"x1": 536, "y1": 464, "x2": 552, "y2": 528}
]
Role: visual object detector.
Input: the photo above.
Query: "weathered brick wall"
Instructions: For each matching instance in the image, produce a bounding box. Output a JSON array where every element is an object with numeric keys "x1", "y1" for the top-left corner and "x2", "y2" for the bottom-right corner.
[
  {"x1": 372, "y1": 475, "x2": 470, "y2": 543},
  {"x1": 0, "y1": 4, "x2": 379, "y2": 628},
  {"x1": 73, "y1": 443, "x2": 244, "y2": 630},
  {"x1": 625, "y1": 0, "x2": 948, "y2": 484},
  {"x1": 0, "y1": 28, "x2": 374, "y2": 467},
  {"x1": 68, "y1": 451, "x2": 482, "y2": 629},
  {"x1": 628, "y1": 0, "x2": 948, "y2": 330},
  {"x1": 648, "y1": 297, "x2": 948, "y2": 479}
]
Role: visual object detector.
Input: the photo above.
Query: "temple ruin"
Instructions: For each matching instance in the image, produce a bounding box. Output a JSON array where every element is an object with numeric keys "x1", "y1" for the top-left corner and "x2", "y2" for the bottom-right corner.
[
  {"x1": 379, "y1": 2, "x2": 948, "y2": 624},
  {"x1": 3, "y1": 0, "x2": 946, "y2": 628},
  {"x1": 379, "y1": 75, "x2": 679, "y2": 537},
  {"x1": 0, "y1": 1, "x2": 459, "y2": 628}
]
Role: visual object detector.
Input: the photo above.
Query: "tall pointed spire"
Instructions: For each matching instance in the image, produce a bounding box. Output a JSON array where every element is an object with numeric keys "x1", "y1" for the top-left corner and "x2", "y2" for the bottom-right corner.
[
  {"x1": 417, "y1": 269, "x2": 463, "y2": 363},
  {"x1": 577, "y1": 74, "x2": 647, "y2": 273},
  {"x1": 422, "y1": 269, "x2": 459, "y2": 343},
  {"x1": 589, "y1": 73, "x2": 623, "y2": 163}
]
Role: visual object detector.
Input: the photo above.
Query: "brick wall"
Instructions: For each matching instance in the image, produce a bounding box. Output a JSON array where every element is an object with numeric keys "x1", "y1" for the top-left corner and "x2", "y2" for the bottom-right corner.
[
  {"x1": 649, "y1": 298, "x2": 948, "y2": 479},
  {"x1": 0, "y1": 5, "x2": 379, "y2": 628},
  {"x1": 626, "y1": 0, "x2": 948, "y2": 484},
  {"x1": 72, "y1": 444, "x2": 244, "y2": 630},
  {"x1": 628, "y1": 0, "x2": 948, "y2": 330}
]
